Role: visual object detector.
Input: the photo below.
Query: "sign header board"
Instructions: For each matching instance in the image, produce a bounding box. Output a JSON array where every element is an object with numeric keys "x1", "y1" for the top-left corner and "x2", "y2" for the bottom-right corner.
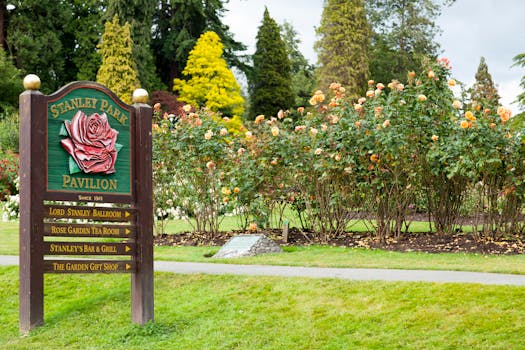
[{"x1": 45, "y1": 82, "x2": 134, "y2": 203}]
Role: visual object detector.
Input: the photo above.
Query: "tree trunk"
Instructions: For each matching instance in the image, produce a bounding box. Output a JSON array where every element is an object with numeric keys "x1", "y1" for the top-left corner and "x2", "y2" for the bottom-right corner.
[{"x1": 0, "y1": 0, "x2": 6, "y2": 51}]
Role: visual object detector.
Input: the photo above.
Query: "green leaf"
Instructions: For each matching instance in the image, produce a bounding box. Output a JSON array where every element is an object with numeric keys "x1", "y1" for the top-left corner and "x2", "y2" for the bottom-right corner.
[
  {"x1": 59, "y1": 123, "x2": 69, "y2": 137},
  {"x1": 69, "y1": 157, "x2": 82, "y2": 174}
]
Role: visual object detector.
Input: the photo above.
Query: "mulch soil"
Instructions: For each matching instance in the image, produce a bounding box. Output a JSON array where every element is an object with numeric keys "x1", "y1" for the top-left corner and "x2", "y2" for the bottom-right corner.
[{"x1": 154, "y1": 227, "x2": 525, "y2": 255}]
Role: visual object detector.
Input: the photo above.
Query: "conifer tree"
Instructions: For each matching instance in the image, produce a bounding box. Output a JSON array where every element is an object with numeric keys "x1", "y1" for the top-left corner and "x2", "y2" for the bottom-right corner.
[
  {"x1": 281, "y1": 21, "x2": 316, "y2": 109},
  {"x1": 470, "y1": 57, "x2": 501, "y2": 111},
  {"x1": 513, "y1": 53, "x2": 525, "y2": 113},
  {"x1": 250, "y1": 7, "x2": 293, "y2": 119},
  {"x1": 96, "y1": 15, "x2": 140, "y2": 105},
  {"x1": 0, "y1": 48, "x2": 22, "y2": 113},
  {"x1": 105, "y1": 0, "x2": 161, "y2": 91},
  {"x1": 173, "y1": 31, "x2": 244, "y2": 117},
  {"x1": 315, "y1": 0, "x2": 369, "y2": 99},
  {"x1": 152, "y1": 0, "x2": 246, "y2": 89},
  {"x1": 6, "y1": 0, "x2": 73, "y2": 93},
  {"x1": 366, "y1": 0, "x2": 454, "y2": 84}
]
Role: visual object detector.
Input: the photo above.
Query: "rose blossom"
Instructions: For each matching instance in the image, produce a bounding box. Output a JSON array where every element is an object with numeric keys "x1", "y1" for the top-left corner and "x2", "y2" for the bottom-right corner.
[
  {"x1": 220, "y1": 128, "x2": 228, "y2": 136},
  {"x1": 60, "y1": 111, "x2": 119, "y2": 174}
]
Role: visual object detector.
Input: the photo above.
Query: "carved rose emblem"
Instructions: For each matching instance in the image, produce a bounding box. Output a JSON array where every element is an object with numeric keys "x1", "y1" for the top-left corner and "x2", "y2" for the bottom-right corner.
[{"x1": 60, "y1": 111, "x2": 119, "y2": 174}]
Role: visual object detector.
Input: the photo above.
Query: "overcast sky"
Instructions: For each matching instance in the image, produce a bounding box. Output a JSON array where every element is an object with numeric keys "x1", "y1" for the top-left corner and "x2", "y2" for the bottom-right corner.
[{"x1": 223, "y1": 0, "x2": 525, "y2": 114}]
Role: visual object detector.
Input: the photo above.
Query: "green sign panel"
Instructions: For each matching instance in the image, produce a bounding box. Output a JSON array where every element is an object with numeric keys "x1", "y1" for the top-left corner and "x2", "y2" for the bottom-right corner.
[{"x1": 46, "y1": 86, "x2": 133, "y2": 198}]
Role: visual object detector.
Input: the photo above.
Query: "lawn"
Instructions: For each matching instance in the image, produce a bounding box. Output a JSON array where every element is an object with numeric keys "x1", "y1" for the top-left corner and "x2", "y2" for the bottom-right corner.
[
  {"x1": 1, "y1": 266, "x2": 525, "y2": 349},
  {"x1": 3, "y1": 220, "x2": 525, "y2": 274}
]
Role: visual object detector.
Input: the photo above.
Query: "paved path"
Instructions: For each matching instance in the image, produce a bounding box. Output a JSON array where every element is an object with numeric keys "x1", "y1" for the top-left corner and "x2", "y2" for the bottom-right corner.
[{"x1": 2, "y1": 255, "x2": 525, "y2": 286}]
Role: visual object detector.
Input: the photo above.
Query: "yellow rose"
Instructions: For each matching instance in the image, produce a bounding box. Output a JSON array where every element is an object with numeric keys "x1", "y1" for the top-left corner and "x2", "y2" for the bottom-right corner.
[{"x1": 460, "y1": 120, "x2": 469, "y2": 129}]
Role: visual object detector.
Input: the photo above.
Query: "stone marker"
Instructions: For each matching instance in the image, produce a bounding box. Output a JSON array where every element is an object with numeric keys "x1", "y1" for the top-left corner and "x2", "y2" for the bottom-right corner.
[{"x1": 214, "y1": 234, "x2": 282, "y2": 258}]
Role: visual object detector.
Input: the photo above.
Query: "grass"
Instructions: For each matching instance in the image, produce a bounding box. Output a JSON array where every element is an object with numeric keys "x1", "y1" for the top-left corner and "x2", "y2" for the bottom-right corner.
[
  {"x1": 155, "y1": 245, "x2": 525, "y2": 275},
  {"x1": 3, "y1": 219, "x2": 525, "y2": 275},
  {"x1": 1, "y1": 266, "x2": 525, "y2": 349}
]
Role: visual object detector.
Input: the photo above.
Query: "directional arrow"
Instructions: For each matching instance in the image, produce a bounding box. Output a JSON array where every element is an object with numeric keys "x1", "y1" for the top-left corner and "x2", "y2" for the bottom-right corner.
[
  {"x1": 125, "y1": 246, "x2": 131, "y2": 252},
  {"x1": 125, "y1": 228, "x2": 131, "y2": 235},
  {"x1": 125, "y1": 211, "x2": 130, "y2": 218},
  {"x1": 126, "y1": 264, "x2": 132, "y2": 270}
]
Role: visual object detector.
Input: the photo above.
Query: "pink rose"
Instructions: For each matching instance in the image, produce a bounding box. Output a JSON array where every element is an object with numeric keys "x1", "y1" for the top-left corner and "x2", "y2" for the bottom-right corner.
[{"x1": 60, "y1": 111, "x2": 119, "y2": 174}]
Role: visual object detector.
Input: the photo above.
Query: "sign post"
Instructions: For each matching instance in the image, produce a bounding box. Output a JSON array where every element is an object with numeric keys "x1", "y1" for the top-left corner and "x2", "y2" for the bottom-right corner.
[{"x1": 19, "y1": 75, "x2": 153, "y2": 333}]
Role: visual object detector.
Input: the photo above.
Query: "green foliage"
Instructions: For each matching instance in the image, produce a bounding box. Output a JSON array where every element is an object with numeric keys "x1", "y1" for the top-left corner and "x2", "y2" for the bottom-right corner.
[
  {"x1": 0, "y1": 111, "x2": 19, "y2": 152},
  {"x1": 281, "y1": 21, "x2": 317, "y2": 109},
  {"x1": 0, "y1": 48, "x2": 22, "y2": 113},
  {"x1": 6, "y1": 0, "x2": 73, "y2": 93},
  {"x1": 152, "y1": 0, "x2": 246, "y2": 88},
  {"x1": 67, "y1": 0, "x2": 106, "y2": 82},
  {"x1": 96, "y1": 15, "x2": 140, "y2": 105},
  {"x1": 250, "y1": 8, "x2": 294, "y2": 119},
  {"x1": 512, "y1": 52, "x2": 525, "y2": 111},
  {"x1": 366, "y1": 0, "x2": 454, "y2": 84},
  {"x1": 173, "y1": 31, "x2": 244, "y2": 117},
  {"x1": 315, "y1": 0, "x2": 369, "y2": 99},
  {"x1": 105, "y1": 0, "x2": 162, "y2": 90}
]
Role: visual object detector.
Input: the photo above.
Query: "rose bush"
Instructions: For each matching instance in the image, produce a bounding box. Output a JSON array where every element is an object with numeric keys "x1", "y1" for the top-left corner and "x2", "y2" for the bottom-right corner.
[{"x1": 151, "y1": 58, "x2": 525, "y2": 240}]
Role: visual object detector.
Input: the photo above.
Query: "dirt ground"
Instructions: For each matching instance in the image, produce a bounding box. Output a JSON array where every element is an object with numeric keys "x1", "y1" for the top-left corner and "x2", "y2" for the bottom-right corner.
[{"x1": 154, "y1": 227, "x2": 525, "y2": 255}]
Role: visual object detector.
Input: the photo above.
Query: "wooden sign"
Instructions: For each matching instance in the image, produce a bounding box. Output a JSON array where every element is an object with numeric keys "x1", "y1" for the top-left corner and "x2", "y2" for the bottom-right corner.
[
  {"x1": 43, "y1": 223, "x2": 135, "y2": 238},
  {"x1": 46, "y1": 84, "x2": 133, "y2": 203},
  {"x1": 44, "y1": 260, "x2": 135, "y2": 273},
  {"x1": 19, "y1": 77, "x2": 153, "y2": 333},
  {"x1": 44, "y1": 204, "x2": 134, "y2": 221},
  {"x1": 44, "y1": 242, "x2": 135, "y2": 255}
]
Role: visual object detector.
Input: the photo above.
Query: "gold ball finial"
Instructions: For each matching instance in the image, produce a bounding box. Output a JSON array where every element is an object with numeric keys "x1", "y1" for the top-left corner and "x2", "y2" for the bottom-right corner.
[
  {"x1": 23, "y1": 74, "x2": 41, "y2": 90},
  {"x1": 132, "y1": 88, "x2": 149, "y2": 104}
]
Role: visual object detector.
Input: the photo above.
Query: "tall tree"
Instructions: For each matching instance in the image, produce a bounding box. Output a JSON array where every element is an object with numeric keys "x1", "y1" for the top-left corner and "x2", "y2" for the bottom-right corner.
[
  {"x1": 6, "y1": 0, "x2": 73, "y2": 93},
  {"x1": 315, "y1": 0, "x2": 369, "y2": 99},
  {"x1": 250, "y1": 7, "x2": 293, "y2": 119},
  {"x1": 96, "y1": 15, "x2": 140, "y2": 104},
  {"x1": 105, "y1": 0, "x2": 161, "y2": 91},
  {"x1": 0, "y1": 0, "x2": 6, "y2": 51},
  {"x1": 152, "y1": 0, "x2": 246, "y2": 89},
  {"x1": 366, "y1": 0, "x2": 454, "y2": 84},
  {"x1": 173, "y1": 31, "x2": 244, "y2": 117},
  {"x1": 470, "y1": 57, "x2": 500, "y2": 111},
  {"x1": 281, "y1": 21, "x2": 316, "y2": 108},
  {"x1": 0, "y1": 48, "x2": 22, "y2": 113},
  {"x1": 513, "y1": 53, "x2": 525, "y2": 113},
  {"x1": 67, "y1": 0, "x2": 106, "y2": 81}
]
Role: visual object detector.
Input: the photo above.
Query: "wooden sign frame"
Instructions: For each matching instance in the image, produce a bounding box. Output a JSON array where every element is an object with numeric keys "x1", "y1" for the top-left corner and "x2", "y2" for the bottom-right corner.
[{"x1": 19, "y1": 79, "x2": 153, "y2": 333}]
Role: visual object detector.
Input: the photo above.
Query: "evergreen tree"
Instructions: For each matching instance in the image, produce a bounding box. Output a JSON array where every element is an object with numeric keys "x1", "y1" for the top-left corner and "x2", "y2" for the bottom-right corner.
[
  {"x1": 173, "y1": 31, "x2": 244, "y2": 117},
  {"x1": 96, "y1": 15, "x2": 140, "y2": 105},
  {"x1": 250, "y1": 7, "x2": 293, "y2": 119},
  {"x1": 315, "y1": 0, "x2": 369, "y2": 99},
  {"x1": 281, "y1": 21, "x2": 316, "y2": 108},
  {"x1": 470, "y1": 57, "x2": 500, "y2": 111},
  {"x1": 366, "y1": 0, "x2": 454, "y2": 84},
  {"x1": 0, "y1": 0, "x2": 6, "y2": 51},
  {"x1": 513, "y1": 53, "x2": 525, "y2": 112},
  {"x1": 0, "y1": 48, "x2": 22, "y2": 113},
  {"x1": 105, "y1": 0, "x2": 161, "y2": 91},
  {"x1": 152, "y1": 0, "x2": 246, "y2": 89},
  {"x1": 6, "y1": 0, "x2": 73, "y2": 93},
  {"x1": 67, "y1": 0, "x2": 106, "y2": 81}
]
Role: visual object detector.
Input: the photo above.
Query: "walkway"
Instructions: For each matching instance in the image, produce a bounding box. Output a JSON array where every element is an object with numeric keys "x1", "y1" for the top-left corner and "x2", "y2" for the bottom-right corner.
[{"x1": 2, "y1": 255, "x2": 525, "y2": 286}]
